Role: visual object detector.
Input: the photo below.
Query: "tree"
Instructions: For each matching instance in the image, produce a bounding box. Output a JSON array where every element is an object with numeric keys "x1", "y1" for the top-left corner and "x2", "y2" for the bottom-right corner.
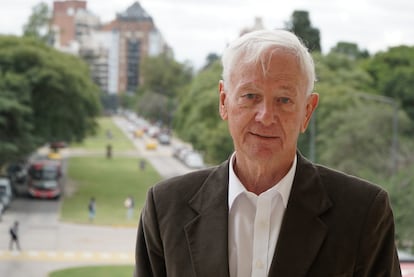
[
  {"x1": 174, "y1": 60, "x2": 233, "y2": 163},
  {"x1": 0, "y1": 72, "x2": 36, "y2": 165},
  {"x1": 136, "y1": 53, "x2": 193, "y2": 125},
  {"x1": 365, "y1": 46, "x2": 414, "y2": 124},
  {"x1": 285, "y1": 10, "x2": 321, "y2": 52},
  {"x1": 0, "y1": 35, "x2": 101, "y2": 162},
  {"x1": 23, "y1": 2, "x2": 54, "y2": 44},
  {"x1": 330, "y1": 42, "x2": 370, "y2": 59}
]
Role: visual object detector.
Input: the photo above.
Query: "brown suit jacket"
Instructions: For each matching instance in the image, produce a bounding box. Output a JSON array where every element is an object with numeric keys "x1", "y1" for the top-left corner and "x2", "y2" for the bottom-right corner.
[{"x1": 135, "y1": 153, "x2": 401, "y2": 276}]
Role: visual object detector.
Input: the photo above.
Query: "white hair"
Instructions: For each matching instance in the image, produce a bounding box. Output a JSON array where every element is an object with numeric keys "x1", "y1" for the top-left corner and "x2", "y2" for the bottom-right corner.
[{"x1": 221, "y1": 29, "x2": 316, "y2": 95}]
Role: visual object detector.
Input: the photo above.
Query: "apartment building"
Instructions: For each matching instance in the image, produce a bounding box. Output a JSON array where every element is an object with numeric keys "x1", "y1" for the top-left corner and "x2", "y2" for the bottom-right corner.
[{"x1": 51, "y1": 1, "x2": 167, "y2": 95}]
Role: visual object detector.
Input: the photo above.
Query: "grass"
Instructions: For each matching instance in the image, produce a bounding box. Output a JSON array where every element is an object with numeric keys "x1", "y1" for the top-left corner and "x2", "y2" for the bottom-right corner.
[
  {"x1": 70, "y1": 117, "x2": 135, "y2": 151},
  {"x1": 49, "y1": 265, "x2": 134, "y2": 277},
  {"x1": 52, "y1": 117, "x2": 155, "y2": 274},
  {"x1": 60, "y1": 116, "x2": 162, "y2": 226},
  {"x1": 62, "y1": 156, "x2": 161, "y2": 226}
]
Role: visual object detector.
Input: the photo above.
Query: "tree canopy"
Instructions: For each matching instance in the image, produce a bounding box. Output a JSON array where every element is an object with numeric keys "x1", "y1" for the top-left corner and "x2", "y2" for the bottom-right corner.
[
  {"x1": 286, "y1": 10, "x2": 321, "y2": 52},
  {"x1": 0, "y1": 35, "x2": 101, "y2": 164}
]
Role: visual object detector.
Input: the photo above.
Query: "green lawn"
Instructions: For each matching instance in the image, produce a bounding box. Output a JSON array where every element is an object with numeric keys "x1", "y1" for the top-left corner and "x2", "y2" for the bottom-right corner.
[
  {"x1": 61, "y1": 116, "x2": 162, "y2": 226},
  {"x1": 70, "y1": 117, "x2": 135, "y2": 151},
  {"x1": 49, "y1": 265, "x2": 134, "y2": 277}
]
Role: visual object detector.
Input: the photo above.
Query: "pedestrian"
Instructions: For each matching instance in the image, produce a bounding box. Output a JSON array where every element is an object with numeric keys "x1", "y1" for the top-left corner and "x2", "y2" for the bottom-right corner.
[
  {"x1": 134, "y1": 29, "x2": 401, "y2": 276},
  {"x1": 106, "y1": 144, "x2": 112, "y2": 159},
  {"x1": 124, "y1": 196, "x2": 135, "y2": 220},
  {"x1": 9, "y1": 221, "x2": 21, "y2": 251},
  {"x1": 88, "y1": 197, "x2": 96, "y2": 222},
  {"x1": 139, "y1": 159, "x2": 146, "y2": 171}
]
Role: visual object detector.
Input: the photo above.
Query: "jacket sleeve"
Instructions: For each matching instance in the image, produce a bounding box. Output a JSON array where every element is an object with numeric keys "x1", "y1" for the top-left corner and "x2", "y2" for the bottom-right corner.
[
  {"x1": 356, "y1": 189, "x2": 401, "y2": 276},
  {"x1": 134, "y1": 187, "x2": 166, "y2": 277}
]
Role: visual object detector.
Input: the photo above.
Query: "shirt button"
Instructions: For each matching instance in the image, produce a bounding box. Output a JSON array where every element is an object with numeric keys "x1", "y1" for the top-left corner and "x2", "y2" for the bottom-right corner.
[
  {"x1": 260, "y1": 220, "x2": 268, "y2": 228},
  {"x1": 255, "y1": 260, "x2": 264, "y2": 269}
]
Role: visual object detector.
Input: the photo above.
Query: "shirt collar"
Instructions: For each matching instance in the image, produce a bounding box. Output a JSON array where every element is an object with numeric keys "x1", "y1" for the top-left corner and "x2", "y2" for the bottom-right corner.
[{"x1": 228, "y1": 152, "x2": 297, "y2": 210}]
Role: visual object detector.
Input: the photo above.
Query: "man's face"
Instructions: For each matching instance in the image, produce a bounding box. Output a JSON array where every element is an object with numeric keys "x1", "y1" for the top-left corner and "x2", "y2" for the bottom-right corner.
[{"x1": 219, "y1": 50, "x2": 318, "y2": 166}]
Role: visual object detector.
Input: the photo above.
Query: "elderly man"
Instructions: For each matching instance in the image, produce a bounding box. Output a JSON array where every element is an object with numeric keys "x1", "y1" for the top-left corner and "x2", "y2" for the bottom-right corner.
[{"x1": 135, "y1": 29, "x2": 401, "y2": 277}]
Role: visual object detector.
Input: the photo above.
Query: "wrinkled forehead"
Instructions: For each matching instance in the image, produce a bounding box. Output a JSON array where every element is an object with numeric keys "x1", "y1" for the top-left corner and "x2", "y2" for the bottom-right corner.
[{"x1": 228, "y1": 48, "x2": 304, "y2": 87}]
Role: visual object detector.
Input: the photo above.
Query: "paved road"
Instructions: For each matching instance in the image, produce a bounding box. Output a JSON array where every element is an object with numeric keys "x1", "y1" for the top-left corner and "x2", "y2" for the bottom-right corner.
[{"x1": 0, "y1": 116, "x2": 195, "y2": 277}]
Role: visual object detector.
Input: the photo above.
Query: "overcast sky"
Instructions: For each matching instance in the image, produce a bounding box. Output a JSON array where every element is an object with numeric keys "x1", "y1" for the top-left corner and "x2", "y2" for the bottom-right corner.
[{"x1": 1, "y1": 0, "x2": 414, "y2": 68}]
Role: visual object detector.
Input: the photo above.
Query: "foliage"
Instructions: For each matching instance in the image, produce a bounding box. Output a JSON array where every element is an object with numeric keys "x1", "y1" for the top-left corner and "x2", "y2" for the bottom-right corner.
[
  {"x1": 0, "y1": 35, "x2": 102, "y2": 164},
  {"x1": 365, "y1": 46, "x2": 414, "y2": 124},
  {"x1": 23, "y1": 2, "x2": 54, "y2": 44},
  {"x1": 174, "y1": 60, "x2": 233, "y2": 164},
  {"x1": 135, "y1": 53, "x2": 193, "y2": 124},
  {"x1": 330, "y1": 41, "x2": 370, "y2": 59},
  {"x1": 285, "y1": 10, "x2": 321, "y2": 52}
]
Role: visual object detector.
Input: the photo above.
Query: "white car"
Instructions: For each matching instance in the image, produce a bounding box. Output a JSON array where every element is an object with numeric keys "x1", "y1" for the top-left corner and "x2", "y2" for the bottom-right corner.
[
  {"x1": 0, "y1": 178, "x2": 12, "y2": 209},
  {"x1": 184, "y1": 152, "x2": 205, "y2": 169}
]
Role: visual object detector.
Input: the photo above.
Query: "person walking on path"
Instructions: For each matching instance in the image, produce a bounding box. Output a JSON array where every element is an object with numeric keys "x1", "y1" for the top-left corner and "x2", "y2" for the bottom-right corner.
[
  {"x1": 124, "y1": 196, "x2": 135, "y2": 220},
  {"x1": 88, "y1": 197, "x2": 96, "y2": 222},
  {"x1": 9, "y1": 221, "x2": 21, "y2": 251}
]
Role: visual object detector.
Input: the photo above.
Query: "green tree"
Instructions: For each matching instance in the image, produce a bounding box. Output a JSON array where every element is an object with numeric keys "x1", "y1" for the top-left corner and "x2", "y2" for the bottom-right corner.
[
  {"x1": 136, "y1": 53, "x2": 193, "y2": 125},
  {"x1": 330, "y1": 41, "x2": 370, "y2": 59},
  {"x1": 23, "y1": 2, "x2": 54, "y2": 44},
  {"x1": 0, "y1": 73, "x2": 36, "y2": 165},
  {"x1": 365, "y1": 46, "x2": 414, "y2": 124},
  {"x1": 285, "y1": 10, "x2": 321, "y2": 52},
  {"x1": 0, "y1": 35, "x2": 101, "y2": 162},
  {"x1": 174, "y1": 60, "x2": 233, "y2": 164}
]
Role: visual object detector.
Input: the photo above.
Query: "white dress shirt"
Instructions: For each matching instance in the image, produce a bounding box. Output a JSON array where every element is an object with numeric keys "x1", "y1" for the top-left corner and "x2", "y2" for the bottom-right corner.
[{"x1": 228, "y1": 153, "x2": 297, "y2": 277}]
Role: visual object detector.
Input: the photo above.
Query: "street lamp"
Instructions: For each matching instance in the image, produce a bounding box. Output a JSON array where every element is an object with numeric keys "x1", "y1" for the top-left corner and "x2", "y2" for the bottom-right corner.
[{"x1": 354, "y1": 93, "x2": 399, "y2": 175}]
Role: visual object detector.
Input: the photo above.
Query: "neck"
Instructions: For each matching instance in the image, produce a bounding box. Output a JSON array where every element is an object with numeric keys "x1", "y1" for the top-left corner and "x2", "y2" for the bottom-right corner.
[{"x1": 233, "y1": 155, "x2": 293, "y2": 195}]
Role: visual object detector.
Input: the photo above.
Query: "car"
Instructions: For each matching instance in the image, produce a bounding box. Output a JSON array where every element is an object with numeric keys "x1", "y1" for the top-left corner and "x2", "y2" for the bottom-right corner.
[
  {"x1": 134, "y1": 129, "x2": 144, "y2": 138},
  {"x1": 146, "y1": 139, "x2": 158, "y2": 150},
  {"x1": 158, "y1": 133, "x2": 171, "y2": 145},
  {"x1": 48, "y1": 150, "x2": 62, "y2": 161},
  {"x1": 184, "y1": 152, "x2": 205, "y2": 169},
  {"x1": 50, "y1": 141, "x2": 67, "y2": 149},
  {"x1": 400, "y1": 250, "x2": 414, "y2": 277},
  {"x1": 0, "y1": 177, "x2": 13, "y2": 209}
]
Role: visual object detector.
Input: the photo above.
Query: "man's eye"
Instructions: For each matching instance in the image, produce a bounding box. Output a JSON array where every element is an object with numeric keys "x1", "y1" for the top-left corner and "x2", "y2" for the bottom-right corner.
[
  {"x1": 278, "y1": 97, "x2": 291, "y2": 104},
  {"x1": 242, "y1": 93, "x2": 257, "y2": 100}
]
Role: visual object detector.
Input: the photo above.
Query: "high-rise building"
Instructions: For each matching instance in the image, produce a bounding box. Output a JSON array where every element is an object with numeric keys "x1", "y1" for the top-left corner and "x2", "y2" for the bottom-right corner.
[{"x1": 51, "y1": 1, "x2": 168, "y2": 95}]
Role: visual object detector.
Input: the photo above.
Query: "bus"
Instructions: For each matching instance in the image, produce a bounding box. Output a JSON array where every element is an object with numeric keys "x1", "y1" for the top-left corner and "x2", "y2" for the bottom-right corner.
[{"x1": 27, "y1": 160, "x2": 62, "y2": 199}]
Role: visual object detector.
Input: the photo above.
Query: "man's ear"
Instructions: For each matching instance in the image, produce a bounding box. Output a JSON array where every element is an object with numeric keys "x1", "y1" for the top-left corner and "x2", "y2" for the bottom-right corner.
[
  {"x1": 219, "y1": 80, "x2": 228, "y2": 120},
  {"x1": 301, "y1": 92, "x2": 319, "y2": 133}
]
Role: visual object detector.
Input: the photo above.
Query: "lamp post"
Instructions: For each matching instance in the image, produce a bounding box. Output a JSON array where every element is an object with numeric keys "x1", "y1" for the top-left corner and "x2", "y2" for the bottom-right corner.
[{"x1": 355, "y1": 93, "x2": 399, "y2": 175}]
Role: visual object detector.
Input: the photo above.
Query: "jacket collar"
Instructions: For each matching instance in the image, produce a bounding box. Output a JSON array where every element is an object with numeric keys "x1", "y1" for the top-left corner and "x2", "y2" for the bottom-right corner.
[
  {"x1": 269, "y1": 153, "x2": 332, "y2": 276},
  {"x1": 184, "y1": 154, "x2": 332, "y2": 276},
  {"x1": 185, "y1": 161, "x2": 231, "y2": 277}
]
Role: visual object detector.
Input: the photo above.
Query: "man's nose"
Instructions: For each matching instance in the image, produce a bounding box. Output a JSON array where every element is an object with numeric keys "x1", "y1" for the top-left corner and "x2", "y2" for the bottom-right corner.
[{"x1": 255, "y1": 100, "x2": 275, "y2": 126}]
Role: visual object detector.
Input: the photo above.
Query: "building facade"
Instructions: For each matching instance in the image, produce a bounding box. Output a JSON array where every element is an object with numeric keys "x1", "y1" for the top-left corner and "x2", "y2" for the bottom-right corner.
[{"x1": 51, "y1": 1, "x2": 167, "y2": 95}]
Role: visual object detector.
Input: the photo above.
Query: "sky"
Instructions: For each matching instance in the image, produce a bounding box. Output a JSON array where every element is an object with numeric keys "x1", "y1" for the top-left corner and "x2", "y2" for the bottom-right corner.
[{"x1": 1, "y1": 0, "x2": 414, "y2": 69}]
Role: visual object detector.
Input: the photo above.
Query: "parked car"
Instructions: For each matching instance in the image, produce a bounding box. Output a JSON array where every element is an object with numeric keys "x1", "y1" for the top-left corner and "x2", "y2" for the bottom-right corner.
[
  {"x1": 400, "y1": 250, "x2": 414, "y2": 277},
  {"x1": 184, "y1": 152, "x2": 205, "y2": 169},
  {"x1": 0, "y1": 177, "x2": 13, "y2": 209},
  {"x1": 158, "y1": 133, "x2": 171, "y2": 145}
]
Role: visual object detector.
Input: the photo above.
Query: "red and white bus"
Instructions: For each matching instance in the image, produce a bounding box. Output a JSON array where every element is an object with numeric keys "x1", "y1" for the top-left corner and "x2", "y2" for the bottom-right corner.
[{"x1": 27, "y1": 160, "x2": 62, "y2": 199}]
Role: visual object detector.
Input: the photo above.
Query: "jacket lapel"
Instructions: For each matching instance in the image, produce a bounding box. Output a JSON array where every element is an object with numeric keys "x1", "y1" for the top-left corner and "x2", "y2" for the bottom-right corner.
[
  {"x1": 269, "y1": 154, "x2": 332, "y2": 276},
  {"x1": 184, "y1": 162, "x2": 231, "y2": 277}
]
